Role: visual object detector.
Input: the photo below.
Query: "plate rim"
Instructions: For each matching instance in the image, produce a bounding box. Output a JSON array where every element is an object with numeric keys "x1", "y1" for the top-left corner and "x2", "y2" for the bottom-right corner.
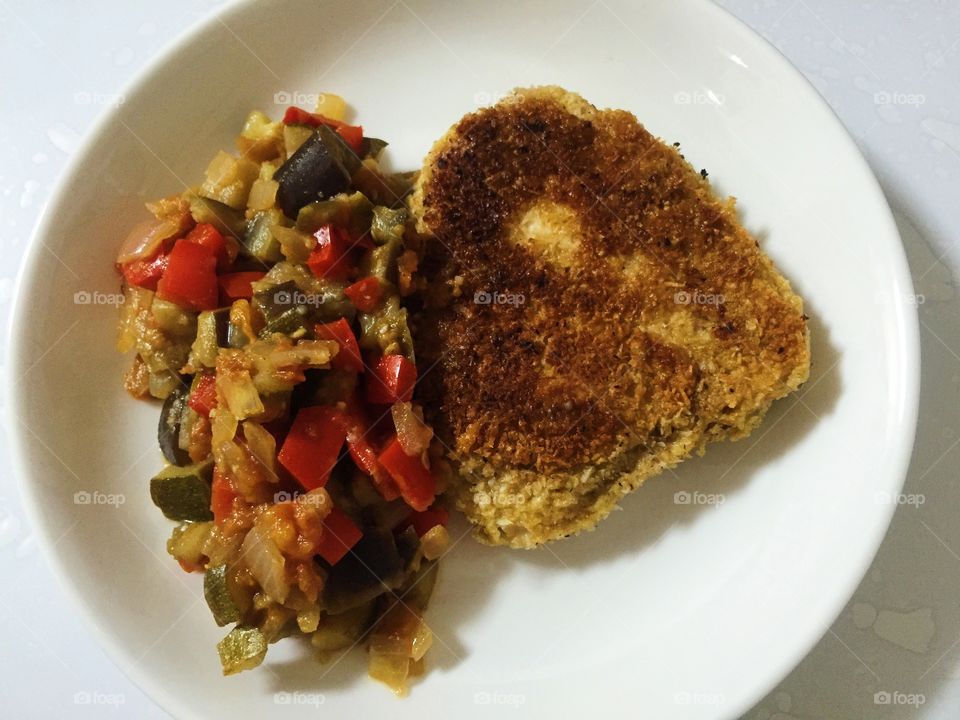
[{"x1": 6, "y1": 1, "x2": 920, "y2": 718}]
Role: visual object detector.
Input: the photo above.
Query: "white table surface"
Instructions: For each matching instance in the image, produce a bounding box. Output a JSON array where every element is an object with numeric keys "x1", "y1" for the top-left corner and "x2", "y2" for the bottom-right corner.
[{"x1": 1, "y1": 1, "x2": 958, "y2": 718}]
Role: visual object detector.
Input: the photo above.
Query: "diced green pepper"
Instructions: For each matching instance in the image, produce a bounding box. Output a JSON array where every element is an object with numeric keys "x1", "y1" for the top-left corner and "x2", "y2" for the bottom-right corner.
[
  {"x1": 150, "y1": 459, "x2": 214, "y2": 521},
  {"x1": 370, "y1": 206, "x2": 407, "y2": 245},
  {"x1": 361, "y1": 237, "x2": 402, "y2": 289},
  {"x1": 358, "y1": 296, "x2": 415, "y2": 361}
]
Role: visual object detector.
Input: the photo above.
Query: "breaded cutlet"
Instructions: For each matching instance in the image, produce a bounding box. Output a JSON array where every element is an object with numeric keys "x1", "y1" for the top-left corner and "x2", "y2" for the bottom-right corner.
[{"x1": 409, "y1": 87, "x2": 810, "y2": 548}]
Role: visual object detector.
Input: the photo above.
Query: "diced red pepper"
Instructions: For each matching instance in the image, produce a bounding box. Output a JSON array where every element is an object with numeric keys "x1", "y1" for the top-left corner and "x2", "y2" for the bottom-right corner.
[
  {"x1": 398, "y1": 505, "x2": 450, "y2": 537},
  {"x1": 121, "y1": 251, "x2": 169, "y2": 291},
  {"x1": 156, "y1": 240, "x2": 219, "y2": 311},
  {"x1": 344, "y1": 276, "x2": 382, "y2": 312},
  {"x1": 188, "y1": 373, "x2": 218, "y2": 418},
  {"x1": 378, "y1": 436, "x2": 436, "y2": 511},
  {"x1": 316, "y1": 507, "x2": 363, "y2": 565},
  {"x1": 334, "y1": 124, "x2": 364, "y2": 154},
  {"x1": 278, "y1": 406, "x2": 348, "y2": 491},
  {"x1": 218, "y1": 271, "x2": 265, "y2": 302},
  {"x1": 314, "y1": 318, "x2": 364, "y2": 373},
  {"x1": 335, "y1": 400, "x2": 401, "y2": 501},
  {"x1": 211, "y1": 468, "x2": 237, "y2": 525},
  {"x1": 184, "y1": 222, "x2": 232, "y2": 272},
  {"x1": 282, "y1": 107, "x2": 364, "y2": 154},
  {"x1": 306, "y1": 225, "x2": 355, "y2": 281},
  {"x1": 367, "y1": 355, "x2": 417, "y2": 404}
]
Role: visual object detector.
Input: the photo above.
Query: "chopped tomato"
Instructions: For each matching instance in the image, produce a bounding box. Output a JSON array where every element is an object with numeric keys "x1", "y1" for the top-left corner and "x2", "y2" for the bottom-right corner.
[
  {"x1": 316, "y1": 507, "x2": 363, "y2": 565},
  {"x1": 184, "y1": 222, "x2": 232, "y2": 272},
  {"x1": 210, "y1": 468, "x2": 237, "y2": 525},
  {"x1": 314, "y1": 318, "x2": 363, "y2": 373},
  {"x1": 306, "y1": 225, "x2": 355, "y2": 281},
  {"x1": 121, "y1": 250, "x2": 169, "y2": 291},
  {"x1": 344, "y1": 276, "x2": 382, "y2": 312},
  {"x1": 378, "y1": 436, "x2": 436, "y2": 511},
  {"x1": 367, "y1": 355, "x2": 417, "y2": 404},
  {"x1": 282, "y1": 106, "x2": 364, "y2": 154},
  {"x1": 398, "y1": 505, "x2": 449, "y2": 537},
  {"x1": 188, "y1": 373, "x2": 218, "y2": 417},
  {"x1": 218, "y1": 271, "x2": 265, "y2": 302},
  {"x1": 156, "y1": 240, "x2": 219, "y2": 311},
  {"x1": 178, "y1": 559, "x2": 204, "y2": 573},
  {"x1": 278, "y1": 406, "x2": 348, "y2": 490}
]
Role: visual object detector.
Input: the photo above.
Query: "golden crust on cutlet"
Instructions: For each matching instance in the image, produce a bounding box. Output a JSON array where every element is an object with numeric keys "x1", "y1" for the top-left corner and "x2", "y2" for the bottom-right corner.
[{"x1": 410, "y1": 86, "x2": 810, "y2": 548}]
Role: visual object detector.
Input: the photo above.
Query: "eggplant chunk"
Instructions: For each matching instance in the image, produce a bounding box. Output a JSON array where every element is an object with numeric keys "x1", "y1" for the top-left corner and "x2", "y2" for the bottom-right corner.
[
  {"x1": 321, "y1": 527, "x2": 404, "y2": 613},
  {"x1": 274, "y1": 126, "x2": 356, "y2": 218},
  {"x1": 158, "y1": 384, "x2": 191, "y2": 466}
]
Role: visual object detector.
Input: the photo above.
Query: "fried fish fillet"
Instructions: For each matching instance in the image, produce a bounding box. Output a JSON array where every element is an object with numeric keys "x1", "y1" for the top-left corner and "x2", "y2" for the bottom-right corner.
[{"x1": 410, "y1": 87, "x2": 810, "y2": 548}]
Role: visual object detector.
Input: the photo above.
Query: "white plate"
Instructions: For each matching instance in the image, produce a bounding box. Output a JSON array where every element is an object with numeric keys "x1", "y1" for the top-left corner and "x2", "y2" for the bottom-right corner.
[{"x1": 7, "y1": 1, "x2": 919, "y2": 718}]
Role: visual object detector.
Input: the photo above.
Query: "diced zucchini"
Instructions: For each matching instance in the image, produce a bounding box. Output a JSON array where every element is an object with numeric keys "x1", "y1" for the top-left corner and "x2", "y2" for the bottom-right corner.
[
  {"x1": 204, "y1": 564, "x2": 241, "y2": 627},
  {"x1": 242, "y1": 211, "x2": 284, "y2": 263},
  {"x1": 166, "y1": 521, "x2": 212, "y2": 568},
  {"x1": 295, "y1": 192, "x2": 373, "y2": 239},
  {"x1": 158, "y1": 385, "x2": 191, "y2": 466},
  {"x1": 150, "y1": 459, "x2": 214, "y2": 521},
  {"x1": 151, "y1": 299, "x2": 197, "y2": 340},
  {"x1": 217, "y1": 626, "x2": 267, "y2": 675},
  {"x1": 185, "y1": 192, "x2": 247, "y2": 238}
]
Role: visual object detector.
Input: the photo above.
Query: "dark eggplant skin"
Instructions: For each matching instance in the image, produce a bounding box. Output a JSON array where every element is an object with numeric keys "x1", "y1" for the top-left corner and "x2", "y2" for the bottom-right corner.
[
  {"x1": 158, "y1": 384, "x2": 191, "y2": 466},
  {"x1": 320, "y1": 527, "x2": 404, "y2": 613},
  {"x1": 274, "y1": 125, "x2": 355, "y2": 218}
]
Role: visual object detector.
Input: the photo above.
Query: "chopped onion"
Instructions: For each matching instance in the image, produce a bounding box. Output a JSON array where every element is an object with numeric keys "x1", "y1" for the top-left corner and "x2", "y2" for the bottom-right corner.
[
  {"x1": 240, "y1": 525, "x2": 288, "y2": 603},
  {"x1": 218, "y1": 369, "x2": 264, "y2": 420},
  {"x1": 242, "y1": 421, "x2": 276, "y2": 477},
  {"x1": 116, "y1": 217, "x2": 181, "y2": 264},
  {"x1": 391, "y1": 402, "x2": 433, "y2": 457}
]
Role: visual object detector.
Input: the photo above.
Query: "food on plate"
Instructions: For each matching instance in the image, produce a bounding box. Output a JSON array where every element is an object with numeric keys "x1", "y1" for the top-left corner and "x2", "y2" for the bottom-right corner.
[
  {"x1": 411, "y1": 86, "x2": 811, "y2": 548},
  {"x1": 115, "y1": 94, "x2": 449, "y2": 694}
]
